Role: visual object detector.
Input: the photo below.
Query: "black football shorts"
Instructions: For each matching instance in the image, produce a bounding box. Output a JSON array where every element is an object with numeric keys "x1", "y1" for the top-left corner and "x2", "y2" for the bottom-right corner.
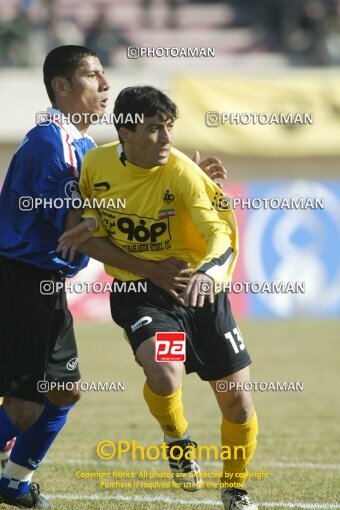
[
  {"x1": 110, "y1": 279, "x2": 251, "y2": 381},
  {"x1": 0, "y1": 255, "x2": 80, "y2": 404}
]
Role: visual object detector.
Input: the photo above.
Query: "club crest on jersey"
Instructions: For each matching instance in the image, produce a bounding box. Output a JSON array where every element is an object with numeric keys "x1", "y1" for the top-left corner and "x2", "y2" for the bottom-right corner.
[
  {"x1": 64, "y1": 180, "x2": 81, "y2": 200},
  {"x1": 163, "y1": 190, "x2": 174, "y2": 204}
]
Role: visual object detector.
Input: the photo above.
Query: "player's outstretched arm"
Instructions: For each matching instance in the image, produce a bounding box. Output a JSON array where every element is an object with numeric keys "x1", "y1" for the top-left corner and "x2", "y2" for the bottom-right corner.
[{"x1": 175, "y1": 160, "x2": 236, "y2": 308}]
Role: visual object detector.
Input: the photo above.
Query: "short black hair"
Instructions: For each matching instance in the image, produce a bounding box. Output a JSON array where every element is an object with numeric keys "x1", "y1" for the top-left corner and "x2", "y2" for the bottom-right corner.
[
  {"x1": 43, "y1": 45, "x2": 97, "y2": 103},
  {"x1": 114, "y1": 86, "x2": 179, "y2": 140}
]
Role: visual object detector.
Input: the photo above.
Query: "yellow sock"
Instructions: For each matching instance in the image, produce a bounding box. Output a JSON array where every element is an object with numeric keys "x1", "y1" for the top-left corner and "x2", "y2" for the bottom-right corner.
[
  {"x1": 221, "y1": 408, "x2": 258, "y2": 487},
  {"x1": 143, "y1": 381, "x2": 188, "y2": 439}
]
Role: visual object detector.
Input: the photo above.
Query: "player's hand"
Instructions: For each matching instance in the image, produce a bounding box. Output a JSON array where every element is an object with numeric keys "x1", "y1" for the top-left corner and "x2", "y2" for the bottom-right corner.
[
  {"x1": 183, "y1": 273, "x2": 214, "y2": 308},
  {"x1": 192, "y1": 150, "x2": 227, "y2": 188},
  {"x1": 57, "y1": 218, "x2": 96, "y2": 262},
  {"x1": 146, "y1": 257, "x2": 194, "y2": 303}
]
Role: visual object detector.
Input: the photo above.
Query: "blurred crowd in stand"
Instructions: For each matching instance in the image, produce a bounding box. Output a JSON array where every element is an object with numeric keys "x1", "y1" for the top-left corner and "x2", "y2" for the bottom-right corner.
[{"x1": 1, "y1": 0, "x2": 340, "y2": 66}]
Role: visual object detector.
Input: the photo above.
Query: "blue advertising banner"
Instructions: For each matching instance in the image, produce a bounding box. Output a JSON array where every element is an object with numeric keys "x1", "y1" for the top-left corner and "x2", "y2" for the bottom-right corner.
[{"x1": 241, "y1": 180, "x2": 340, "y2": 318}]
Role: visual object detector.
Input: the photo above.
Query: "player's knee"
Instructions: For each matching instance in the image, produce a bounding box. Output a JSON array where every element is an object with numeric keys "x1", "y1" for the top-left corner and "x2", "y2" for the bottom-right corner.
[
  {"x1": 64, "y1": 387, "x2": 81, "y2": 405},
  {"x1": 47, "y1": 386, "x2": 81, "y2": 406},
  {"x1": 3, "y1": 396, "x2": 43, "y2": 431},
  {"x1": 224, "y1": 391, "x2": 253, "y2": 423},
  {"x1": 146, "y1": 364, "x2": 182, "y2": 396}
]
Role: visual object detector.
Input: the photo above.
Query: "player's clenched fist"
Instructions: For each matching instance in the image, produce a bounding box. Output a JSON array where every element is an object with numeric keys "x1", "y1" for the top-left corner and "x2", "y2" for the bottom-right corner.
[{"x1": 192, "y1": 150, "x2": 227, "y2": 188}]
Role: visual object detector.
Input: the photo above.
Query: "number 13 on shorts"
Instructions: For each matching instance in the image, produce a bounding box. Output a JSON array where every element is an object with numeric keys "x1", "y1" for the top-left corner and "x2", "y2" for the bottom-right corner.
[{"x1": 225, "y1": 327, "x2": 246, "y2": 354}]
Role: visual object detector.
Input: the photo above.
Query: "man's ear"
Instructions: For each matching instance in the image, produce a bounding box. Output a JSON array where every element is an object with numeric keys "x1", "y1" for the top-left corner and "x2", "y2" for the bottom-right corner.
[
  {"x1": 51, "y1": 76, "x2": 70, "y2": 100},
  {"x1": 119, "y1": 127, "x2": 131, "y2": 143}
]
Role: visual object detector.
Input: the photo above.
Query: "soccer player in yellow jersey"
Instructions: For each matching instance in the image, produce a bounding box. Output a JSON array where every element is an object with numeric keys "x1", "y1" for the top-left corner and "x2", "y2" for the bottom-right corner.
[{"x1": 59, "y1": 86, "x2": 259, "y2": 510}]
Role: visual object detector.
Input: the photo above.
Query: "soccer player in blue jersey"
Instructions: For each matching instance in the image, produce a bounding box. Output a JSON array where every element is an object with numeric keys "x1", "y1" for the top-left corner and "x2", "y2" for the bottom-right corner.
[
  {"x1": 0, "y1": 46, "x2": 226, "y2": 508},
  {"x1": 0, "y1": 45, "x2": 184, "y2": 508}
]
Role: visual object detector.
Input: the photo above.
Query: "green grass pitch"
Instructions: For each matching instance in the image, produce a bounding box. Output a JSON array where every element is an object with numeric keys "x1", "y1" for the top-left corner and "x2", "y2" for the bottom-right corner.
[{"x1": 27, "y1": 319, "x2": 340, "y2": 510}]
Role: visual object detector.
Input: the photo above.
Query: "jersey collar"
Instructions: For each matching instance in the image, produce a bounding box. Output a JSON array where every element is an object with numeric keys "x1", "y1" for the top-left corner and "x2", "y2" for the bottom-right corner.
[{"x1": 47, "y1": 107, "x2": 89, "y2": 140}]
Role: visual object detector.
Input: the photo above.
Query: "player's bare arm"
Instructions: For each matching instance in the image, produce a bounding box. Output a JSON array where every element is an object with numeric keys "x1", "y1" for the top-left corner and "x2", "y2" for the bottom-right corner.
[{"x1": 58, "y1": 211, "x2": 193, "y2": 302}]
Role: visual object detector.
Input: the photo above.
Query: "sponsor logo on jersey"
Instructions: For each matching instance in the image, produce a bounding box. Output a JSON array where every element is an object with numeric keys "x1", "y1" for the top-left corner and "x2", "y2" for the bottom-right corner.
[
  {"x1": 101, "y1": 211, "x2": 172, "y2": 252},
  {"x1": 94, "y1": 181, "x2": 110, "y2": 191}
]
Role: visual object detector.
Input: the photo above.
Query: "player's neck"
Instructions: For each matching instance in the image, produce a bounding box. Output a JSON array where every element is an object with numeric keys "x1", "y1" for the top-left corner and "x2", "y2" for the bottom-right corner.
[
  {"x1": 123, "y1": 146, "x2": 156, "y2": 170},
  {"x1": 51, "y1": 105, "x2": 89, "y2": 136}
]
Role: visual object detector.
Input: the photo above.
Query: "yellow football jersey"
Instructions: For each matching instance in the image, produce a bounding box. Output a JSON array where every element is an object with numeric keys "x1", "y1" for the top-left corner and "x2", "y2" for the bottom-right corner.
[{"x1": 80, "y1": 141, "x2": 238, "y2": 284}]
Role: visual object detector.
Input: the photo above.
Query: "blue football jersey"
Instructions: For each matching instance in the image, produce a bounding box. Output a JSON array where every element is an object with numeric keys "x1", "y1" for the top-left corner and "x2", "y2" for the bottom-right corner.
[{"x1": 0, "y1": 109, "x2": 96, "y2": 277}]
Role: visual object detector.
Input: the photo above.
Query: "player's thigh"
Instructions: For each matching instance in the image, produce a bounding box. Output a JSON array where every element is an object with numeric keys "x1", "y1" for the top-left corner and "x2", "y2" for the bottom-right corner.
[
  {"x1": 136, "y1": 337, "x2": 184, "y2": 395},
  {"x1": 0, "y1": 256, "x2": 57, "y2": 399},
  {"x1": 110, "y1": 281, "x2": 185, "y2": 394},
  {"x1": 44, "y1": 294, "x2": 81, "y2": 405},
  {"x1": 45, "y1": 303, "x2": 81, "y2": 380},
  {"x1": 183, "y1": 291, "x2": 252, "y2": 383}
]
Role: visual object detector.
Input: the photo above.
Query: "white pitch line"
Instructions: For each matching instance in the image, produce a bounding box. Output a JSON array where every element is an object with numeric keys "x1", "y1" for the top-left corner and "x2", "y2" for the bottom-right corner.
[
  {"x1": 266, "y1": 462, "x2": 340, "y2": 470},
  {"x1": 45, "y1": 493, "x2": 340, "y2": 509},
  {"x1": 44, "y1": 458, "x2": 340, "y2": 470}
]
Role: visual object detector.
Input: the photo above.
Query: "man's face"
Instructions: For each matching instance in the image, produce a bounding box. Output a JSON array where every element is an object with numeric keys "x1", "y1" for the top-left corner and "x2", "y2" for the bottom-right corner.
[
  {"x1": 124, "y1": 114, "x2": 174, "y2": 168},
  {"x1": 59, "y1": 56, "x2": 109, "y2": 118}
]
